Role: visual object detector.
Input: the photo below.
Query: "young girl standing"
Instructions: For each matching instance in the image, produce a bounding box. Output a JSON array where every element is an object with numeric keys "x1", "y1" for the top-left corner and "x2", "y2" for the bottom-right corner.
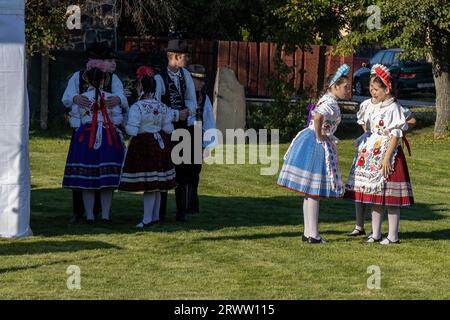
[
  {"x1": 119, "y1": 69, "x2": 177, "y2": 228},
  {"x1": 277, "y1": 64, "x2": 350, "y2": 244},
  {"x1": 349, "y1": 66, "x2": 416, "y2": 237},
  {"x1": 345, "y1": 64, "x2": 414, "y2": 244},
  {"x1": 62, "y1": 61, "x2": 125, "y2": 224}
]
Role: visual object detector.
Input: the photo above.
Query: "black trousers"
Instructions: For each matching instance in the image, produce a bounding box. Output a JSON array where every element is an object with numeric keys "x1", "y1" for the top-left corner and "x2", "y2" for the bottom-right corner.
[
  {"x1": 159, "y1": 124, "x2": 202, "y2": 220},
  {"x1": 189, "y1": 163, "x2": 202, "y2": 212}
]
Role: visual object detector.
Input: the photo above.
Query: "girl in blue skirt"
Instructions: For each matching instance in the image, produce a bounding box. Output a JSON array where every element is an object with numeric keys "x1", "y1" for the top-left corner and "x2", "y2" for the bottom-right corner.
[
  {"x1": 277, "y1": 64, "x2": 350, "y2": 243},
  {"x1": 62, "y1": 62, "x2": 125, "y2": 224}
]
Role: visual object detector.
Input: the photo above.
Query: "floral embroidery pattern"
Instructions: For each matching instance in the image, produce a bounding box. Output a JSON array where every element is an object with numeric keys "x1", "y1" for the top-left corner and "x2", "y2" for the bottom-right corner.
[
  {"x1": 356, "y1": 136, "x2": 387, "y2": 172},
  {"x1": 322, "y1": 119, "x2": 337, "y2": 134},
  {"x1": 373, "y1": 112, "x2": 389, "y2": 136},
  {"x1": 140, "y1": 101, "x2": 164, "y2": 126}
]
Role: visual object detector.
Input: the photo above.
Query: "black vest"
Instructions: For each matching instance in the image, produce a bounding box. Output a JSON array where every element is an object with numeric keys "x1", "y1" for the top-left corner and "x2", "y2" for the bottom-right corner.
[{"x1": 161, "y1": 68, "x2": 188, "y2": 129}]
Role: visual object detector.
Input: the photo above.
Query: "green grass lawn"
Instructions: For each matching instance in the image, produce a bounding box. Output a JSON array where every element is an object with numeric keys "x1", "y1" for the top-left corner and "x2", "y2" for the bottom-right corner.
[{"x1": 0, "y1": 126, "x2": 449, "y2": 299}]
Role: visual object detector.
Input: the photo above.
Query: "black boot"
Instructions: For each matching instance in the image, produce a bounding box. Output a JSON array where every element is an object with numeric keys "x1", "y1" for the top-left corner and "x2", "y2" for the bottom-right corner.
[
  {"x1": 176, "y1": 184, "x2": 188, "y2": 222},
  {"x1": 70, "y1": 190, "x2": 84, "y2": 224},
  {"x1": 187, "y1": 183, "x2": 199, "y2": 214},
  {"x1": 159, "y1": 192, "x2": 167, "y2": 223},
  {"x1": 191, "y1": 185, "x2": 199, "y2": 214},
  {"x1": 175, "y1": 187, "x2": 182, "y2": 215}
]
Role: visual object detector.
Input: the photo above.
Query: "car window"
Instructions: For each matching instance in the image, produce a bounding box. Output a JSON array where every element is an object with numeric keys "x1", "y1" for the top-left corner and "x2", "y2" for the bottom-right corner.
[
  {"x1": 382, "y1": 51, "x2": 394, "y2": 66},
  {"x1": 370, "y1": 51, "x2": 385, "y2": 65},
  {"x1": 393, "y1": 52, "x2": 400, "y2": 66}
]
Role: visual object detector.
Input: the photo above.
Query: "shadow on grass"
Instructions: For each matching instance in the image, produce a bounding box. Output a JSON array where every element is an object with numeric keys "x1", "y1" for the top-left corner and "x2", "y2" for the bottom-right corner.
[
  {"x1": 0, "y1": 259, "x2": 69, "y2": 275},
  {"x1": 29, "y1": 188, "x2": 449, "y2": 240},
  {"x1": 401, "y1": 229, "x2": 450, "y2": 240},
  {"x1": 0, "y1": 239, "x2": 121, "y2": 256}
]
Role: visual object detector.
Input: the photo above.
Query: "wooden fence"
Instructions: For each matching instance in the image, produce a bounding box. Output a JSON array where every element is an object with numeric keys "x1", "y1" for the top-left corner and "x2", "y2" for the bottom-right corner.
[{"x1": 123, "y1": 37, "x2": 354, "y2": 99}]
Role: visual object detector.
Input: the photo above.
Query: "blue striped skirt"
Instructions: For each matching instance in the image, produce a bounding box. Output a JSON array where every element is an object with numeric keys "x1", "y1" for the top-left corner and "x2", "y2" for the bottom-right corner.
[
  {"x1": 277, "y1": 128, "x2": 342, "y2": 198},
  {"x1": 62, "y1": 124, "x2": 125, "y2": 190}
]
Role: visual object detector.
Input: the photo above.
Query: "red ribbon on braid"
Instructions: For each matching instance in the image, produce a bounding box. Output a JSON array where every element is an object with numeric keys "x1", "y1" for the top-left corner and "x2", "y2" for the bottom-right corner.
[
  {"x1": 79, "y1": 90, "x2": 120, "y2": 149},
  {"x1": 402, "y1": 134, "x2": 412, "y2": 156},
  {"x1": 136, "y1": 65, "x2": 155, "y2": 80}
]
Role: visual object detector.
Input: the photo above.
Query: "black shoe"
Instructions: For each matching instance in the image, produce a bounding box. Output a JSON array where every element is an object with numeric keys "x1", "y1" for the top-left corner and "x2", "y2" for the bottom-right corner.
[
  {"x1": 301, "y1": 234, "x2": 308, "y2": 242},
  {"x1": 159, "y1": 192, "x2": 167, "y2": 223},
  {"x1": 307, "y1": 237, "x2": 327, "y2": 244},
  {"x1": 69, "y1": 215, "x2": 83, "y2": 224},
  {"x1": 86, "y1": 219, "x2": 94, "y2": 225},
  {"x1": 101, "y1": 219, "x2": 110, "y2": 225},
  {"x1": 135, "y1": 221, "x2": 152, "y2": 228},
  {"x1": 151, "y1": 220, "x2": 159, "y2": 225},
  {"x1": 348, "y1": 228, "x2": 366, "y2": 236},
  {"x1": 176, "y1": 212, "x2": 188, "y2": 222},
  {"x1": 189, "y1": 207, "x2": 200, "y2": 215}
]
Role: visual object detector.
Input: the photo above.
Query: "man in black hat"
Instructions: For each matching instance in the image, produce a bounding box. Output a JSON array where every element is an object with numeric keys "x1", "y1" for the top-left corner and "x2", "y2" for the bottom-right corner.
[
  {"x1": 62, "y1": 41, "x2": 129, "y2": 224},
  {"x1": 158, "y1": 39, "x2": 197, "y2": 222},
  {"x1": 186, "y1": 64, "x2": 218, "y2": 214}
]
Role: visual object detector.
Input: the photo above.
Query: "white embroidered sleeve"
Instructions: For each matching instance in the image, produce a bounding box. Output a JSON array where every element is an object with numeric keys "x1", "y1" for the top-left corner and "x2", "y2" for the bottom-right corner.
[
  {"x1": 357, "y1": 100, "x2": 370, "y2": 125},
  {"x1": 62, "y1": 72, "x2": 80, "y2": 109},
  {"x1": 400, "y1": 104, "x2": 413, "y2": 120},
  {"x1": 125, "y1": 104, "x2": 141, "y2": 136},
  {"x1": 111, "y1": 74, "x2": 129, "y2": 112},
  {"x1": 162, "y1": 104, "x2": 174, "y2": 134},
  {"x1": 69, "y1": 104, "x2": 81, "y2": 128},
  {"x1": 154, "y1": 74, "x2": 166, "y2": 102},
  {"x1": 182, "y1": 68, "x2": 198, "y2": 124},
  {"x1": 388, "y1": 106, "x2": 407, "y2": 138}
]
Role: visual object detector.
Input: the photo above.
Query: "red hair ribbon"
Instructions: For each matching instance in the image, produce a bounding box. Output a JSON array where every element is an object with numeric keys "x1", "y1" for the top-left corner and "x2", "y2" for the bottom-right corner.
[
  {"x1": 136, "y1": 65, "x2": 155, "y2": 80},
  {"x1": 79, "y1": 90, "x2": 120, "y2": 149},
  {"x1": 372, "y1": 64, "x2": 392, "y2": 90}
]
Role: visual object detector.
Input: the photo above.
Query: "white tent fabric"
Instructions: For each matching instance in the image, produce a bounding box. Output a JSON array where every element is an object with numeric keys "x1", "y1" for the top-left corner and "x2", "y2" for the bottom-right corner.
[{"x1": 0, "y1": 0, "x2": 32, "y2": 238}]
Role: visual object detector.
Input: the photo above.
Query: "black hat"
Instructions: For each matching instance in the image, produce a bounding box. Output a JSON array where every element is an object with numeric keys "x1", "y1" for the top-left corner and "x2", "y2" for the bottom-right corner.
[
  {"x1": 166, "y1": 39, "x2": 191, "y2": 53},
  {"x1": 85, "y1": 42, "x2": 117, "y2": 59},
  {"x1": 187, "y1": 64, "x2": 207, "y2": 79}
]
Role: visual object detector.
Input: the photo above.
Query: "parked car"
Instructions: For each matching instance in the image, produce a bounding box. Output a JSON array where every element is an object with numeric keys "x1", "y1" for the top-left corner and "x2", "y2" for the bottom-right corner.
[{"x1": 352, "y1": 48, "x2": 435, "y2": 96}]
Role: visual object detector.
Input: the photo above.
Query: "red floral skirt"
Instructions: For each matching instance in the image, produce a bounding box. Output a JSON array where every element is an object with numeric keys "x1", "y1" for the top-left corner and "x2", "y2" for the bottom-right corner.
[{"x1": 344, "y1": 147, "x2": 414, "y2": 206}]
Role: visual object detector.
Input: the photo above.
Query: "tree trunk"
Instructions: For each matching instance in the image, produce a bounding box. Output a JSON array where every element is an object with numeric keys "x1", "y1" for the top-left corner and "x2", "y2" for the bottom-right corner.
[
  {"x1": 433, "y1": 68, "x2": 450, "y2": 138},
  {"x1": 40, "y1": 53, "x2": 49, "y2": 130}
]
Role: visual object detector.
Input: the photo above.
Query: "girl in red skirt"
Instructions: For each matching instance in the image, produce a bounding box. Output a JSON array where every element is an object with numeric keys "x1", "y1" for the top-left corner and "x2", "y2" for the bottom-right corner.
[
  {"x1": 344, "y1": 64, "x2": 414, "y2": 244},
  {"x1": 119, "y1": 69, "x2": 177, "y2": 227}
]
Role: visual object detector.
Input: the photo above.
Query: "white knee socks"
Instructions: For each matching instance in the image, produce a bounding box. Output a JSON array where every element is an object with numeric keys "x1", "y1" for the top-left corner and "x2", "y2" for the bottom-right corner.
[
  {"x1": 355, "y1": 203, "x2": 367, "y2": 230},
  {"x1": 371, "y1": 205, "x2": 384, "y2": 240},
  {"x1": 100, "y1": 190, "x2": 113, "y2": 220},
  {"x1": 82, "y1": 190, "x2": 96, "y2": 220},
  {"x1": 387, "y1": 207, "x2": 400, "y2": 242},
  {"x1": 143, "y1": 192, "x2": 156, "y2": 224},
  {"x1": 371, "y1": 205, "x2": 401, "y2": 241},
  {"x1": 303, "y1": 197, "x2": 320, "y2": 239},
  {"x1": 302, "y1": 198, "x2": 310, "y2": 237}
]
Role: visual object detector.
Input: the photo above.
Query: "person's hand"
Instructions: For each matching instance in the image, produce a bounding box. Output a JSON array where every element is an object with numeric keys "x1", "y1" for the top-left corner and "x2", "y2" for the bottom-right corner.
[
  {"x1": 106, "y1": 96, "x2": 121, "y2": 108},
  {"x1": 380, "y1": 156, "x2": 393, "y2": 178},
  {"x1": 73, "y1": 95, "x2": 91, "y2": 108},
  {"x1": 179, "y1": 109, "x2": 189, "y2": 121},
  {"x1": 203, "y1": 148, "x2": 210, "y2": 158},
  {"x1": 316, "y1": 132, "x2": 327, "y2": 142}
]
